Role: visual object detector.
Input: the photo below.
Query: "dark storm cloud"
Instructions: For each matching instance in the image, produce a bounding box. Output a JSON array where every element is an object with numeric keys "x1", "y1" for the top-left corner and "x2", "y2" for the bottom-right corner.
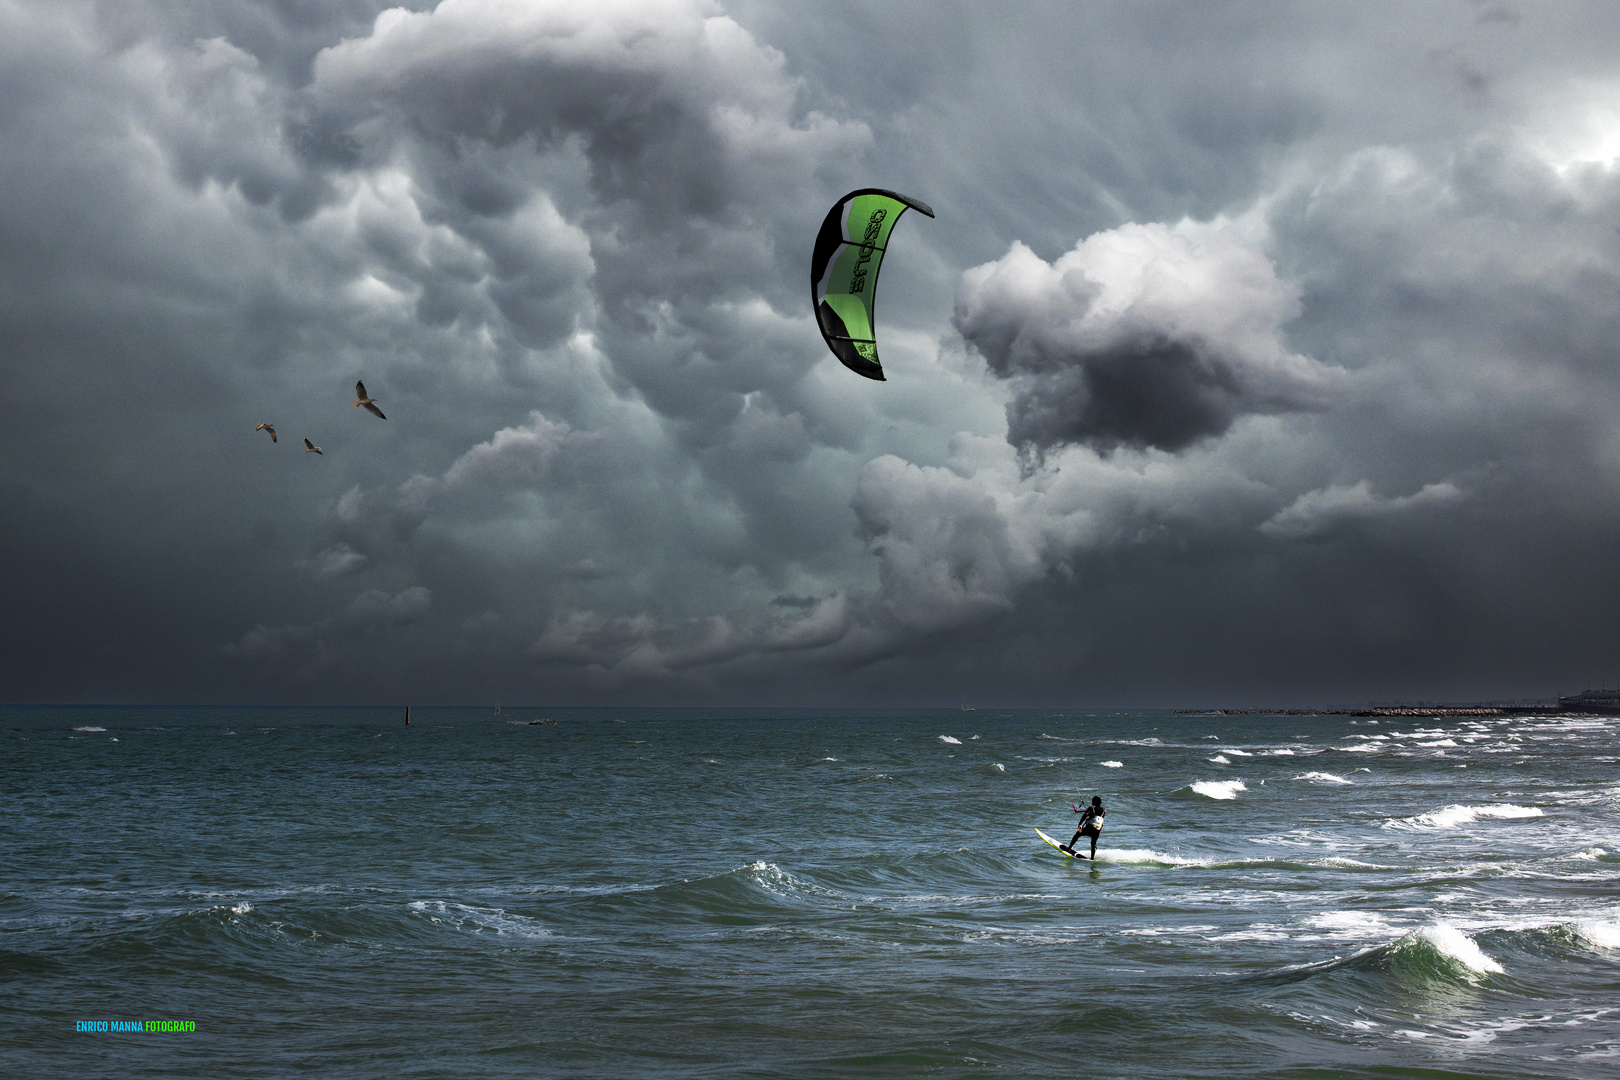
[
  {"x1": 11, "y1": 0, "x2": 1620, "y2": 705},
  {"x1": 953, "y1": 226, "x2": 1343, "y2": 456}
]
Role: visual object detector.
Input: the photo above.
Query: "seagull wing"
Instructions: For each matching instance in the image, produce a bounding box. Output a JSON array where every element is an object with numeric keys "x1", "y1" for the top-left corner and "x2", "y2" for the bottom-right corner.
[
  {"x1": 355, "y1": 380, "x2": 367, "y2": 399},
  {"x1": 363, "y1": 402, "x2": 386, "y2": 419},
  {"x1": 268, "y1": 426, "x2": 277, "y2": 442}
]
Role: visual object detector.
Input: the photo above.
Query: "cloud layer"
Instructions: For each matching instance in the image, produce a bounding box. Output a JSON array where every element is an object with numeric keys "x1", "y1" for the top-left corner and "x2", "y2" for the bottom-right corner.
[{"x1": 6, "y1": 1, "x2": 1620, "y2": 705}]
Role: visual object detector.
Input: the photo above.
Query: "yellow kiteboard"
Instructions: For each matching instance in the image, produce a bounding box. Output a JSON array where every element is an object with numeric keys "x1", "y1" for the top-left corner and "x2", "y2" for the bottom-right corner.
[{"x1": 1035, "y1": 827, "x2": 1089, "y2": 860}]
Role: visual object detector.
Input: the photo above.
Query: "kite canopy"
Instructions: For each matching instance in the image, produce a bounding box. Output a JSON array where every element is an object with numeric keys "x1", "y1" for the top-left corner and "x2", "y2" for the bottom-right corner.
[{"x1": 810, "y1": 188, "x2": 934, "y2": 381}]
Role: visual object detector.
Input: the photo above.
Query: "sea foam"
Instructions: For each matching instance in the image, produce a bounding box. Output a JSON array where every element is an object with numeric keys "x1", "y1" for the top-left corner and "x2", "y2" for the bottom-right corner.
[
  {"x1": 1412, "y1": 923, "x2": 1503, "y2": 975},
  {"x1": 1191, "y1": 780, "x2": 1246, "y2": 800},
  {"x1": 1571, "y1": 920, "x2": 1620, "y2": 949},
  {"x1": 1400, "y1": 803, "x2": 1543, "y2": 828},
  {"x1": 1099, "y1": 760, "x2": 1123, "y2": 768},
  {"x1": 938, "y1": 735, "x2": 962, "y2": 745},
  {"x1": 1296, "y1": 771, "x2": 1352, "y2": 784}
]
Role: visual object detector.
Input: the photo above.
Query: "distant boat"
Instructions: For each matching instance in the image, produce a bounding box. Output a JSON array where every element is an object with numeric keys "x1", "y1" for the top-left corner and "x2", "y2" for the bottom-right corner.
[{"x1": 961, "y1": 695, "x2": 975, "y2": 712}]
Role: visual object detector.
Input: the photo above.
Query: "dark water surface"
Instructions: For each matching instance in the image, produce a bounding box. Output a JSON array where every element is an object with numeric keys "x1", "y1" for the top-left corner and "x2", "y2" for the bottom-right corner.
[{"x1": 4, "y1": 706, "x2": 1619, "y2": 1078}]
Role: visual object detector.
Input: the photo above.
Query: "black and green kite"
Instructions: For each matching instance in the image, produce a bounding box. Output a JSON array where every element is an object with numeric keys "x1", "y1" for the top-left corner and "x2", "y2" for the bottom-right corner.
[{"x1": 810, "y1": 188, "x2": 934, "y2": 381}]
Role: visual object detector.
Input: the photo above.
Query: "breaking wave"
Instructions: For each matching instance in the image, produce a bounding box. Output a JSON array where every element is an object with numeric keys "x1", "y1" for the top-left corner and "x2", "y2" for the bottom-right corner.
[
  {"x1": 1190, "y1": 780, "x2": 1246, "y2": 800},
  {"x1": 1391, "y1": 803, "x2": 1543, "y2": 829}
]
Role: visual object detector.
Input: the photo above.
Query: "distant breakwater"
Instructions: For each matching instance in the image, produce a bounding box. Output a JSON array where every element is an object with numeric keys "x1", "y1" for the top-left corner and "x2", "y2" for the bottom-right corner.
[{"x1": 1177, "y1": 706, "x2": 1560, "y2": 717}]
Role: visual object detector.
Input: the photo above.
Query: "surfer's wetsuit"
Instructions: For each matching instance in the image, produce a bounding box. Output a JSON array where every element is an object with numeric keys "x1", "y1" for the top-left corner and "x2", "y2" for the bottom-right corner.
[{"x1": 1064, "y1": 798, "x2": 1104, "y2": 859}]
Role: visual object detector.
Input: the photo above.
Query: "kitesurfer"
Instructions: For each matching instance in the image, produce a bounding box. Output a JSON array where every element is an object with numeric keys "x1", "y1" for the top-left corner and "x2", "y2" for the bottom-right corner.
[{"x1": 1062, "y1": 796, "x2": 1105, "y2": 859}]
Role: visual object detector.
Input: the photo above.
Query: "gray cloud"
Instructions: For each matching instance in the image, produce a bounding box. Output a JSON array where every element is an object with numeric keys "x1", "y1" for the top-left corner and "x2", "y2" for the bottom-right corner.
[
  {"x1": 1260, "y1": 480, "x2": 1466, "y2": 540},
  {"x1": 954, "y1": 224, "x2": 1344, "y2": 457},
  {"x1": 9, "y1": 1, "x2": 1620, "y2": 706}
]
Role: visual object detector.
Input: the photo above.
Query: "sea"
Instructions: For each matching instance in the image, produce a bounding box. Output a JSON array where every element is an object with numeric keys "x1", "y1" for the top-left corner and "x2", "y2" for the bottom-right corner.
[{"x1": 3, "y1": 706, "x2": 1618, "y2": 1079}]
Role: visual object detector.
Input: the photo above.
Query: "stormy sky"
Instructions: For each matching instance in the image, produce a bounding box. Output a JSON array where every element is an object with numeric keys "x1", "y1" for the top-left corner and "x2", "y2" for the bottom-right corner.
[{"x1": 5, "y1": 0, "x2": 1620, "y2": 706}]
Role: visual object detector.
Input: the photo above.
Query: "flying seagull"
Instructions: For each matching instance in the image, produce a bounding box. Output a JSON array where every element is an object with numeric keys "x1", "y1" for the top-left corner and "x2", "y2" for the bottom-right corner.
[
  {"x1": 255, "y1": 423, "x2": 277, "y2": 443},
  {"x1": 353, "y1": 381, "x2": 386, "y2": 419},
  {"x1": 303, "y1": 438, "x2": 323, "y2": 455}
]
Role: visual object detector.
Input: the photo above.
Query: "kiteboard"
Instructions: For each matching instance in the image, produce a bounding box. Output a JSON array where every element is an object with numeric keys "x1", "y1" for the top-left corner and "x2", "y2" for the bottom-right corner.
[{"x1": 1035, "y1": 827, "x2": 1088, "y2": 860}]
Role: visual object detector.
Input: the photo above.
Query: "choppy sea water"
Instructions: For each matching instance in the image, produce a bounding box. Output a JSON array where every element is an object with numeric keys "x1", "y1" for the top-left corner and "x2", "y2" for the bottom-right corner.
[{"x1": 4, "y1": 706, "x2": 1619, "y2": 1079}]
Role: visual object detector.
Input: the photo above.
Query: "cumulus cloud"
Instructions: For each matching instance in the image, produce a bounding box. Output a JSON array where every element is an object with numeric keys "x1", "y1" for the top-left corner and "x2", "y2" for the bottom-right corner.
[
  {"x1": 1260, "y1": 480, "x2": 1466, "y2": 540},
  {"x1": 954, "y1": 223, "x2": 1345, "y2": 457}
]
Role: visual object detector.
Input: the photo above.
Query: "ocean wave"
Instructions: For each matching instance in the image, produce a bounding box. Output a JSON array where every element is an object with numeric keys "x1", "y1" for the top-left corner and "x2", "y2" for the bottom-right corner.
[
  {"x1": 1190, "y1": 780, "x2": 1246, "y2": 800},
  {"x1": 1405, "y1": 924, "x2": 1503, "y2": 976},
  {"x1": 1274, "y1": 922, "x2": 1504, "y2": 990},
  {"x1": 938, "y1": 736, "x2": 962, "y2": 745},
  {"x1": 1224, "y1": 748, "x2": 1254, "y2": 757},
  {"x1": 1570, "y1": 920, "x2": 1620, "y2": 949},
  {"x1": 1560, "y1": 847, "x2": 1609, "y2": 861},
  {"x1": 71, "y1": 726, "x2": 106, "y2": 732},
  {"x1": 1295, "y1": 771, "x2": 1352, "y2": 784},
  {"x1": 1209, "y1": 754, "x2": 1230, "y2": 764},
  {"x1": 408, "y1": 900, "x2": 552, "y2": 940},
  {"x1": 1390, "y1": 803, "x2": 1543, "y2": 829},
  {"x1": 1098, "y1": 760, "x2": 1123, "y2": 768}
]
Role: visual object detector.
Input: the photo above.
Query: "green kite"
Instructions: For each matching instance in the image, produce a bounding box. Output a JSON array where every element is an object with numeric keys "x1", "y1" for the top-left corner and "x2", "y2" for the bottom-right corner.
[{"x1": 810, "y1": 188, "x2": 934, "y2": 381}]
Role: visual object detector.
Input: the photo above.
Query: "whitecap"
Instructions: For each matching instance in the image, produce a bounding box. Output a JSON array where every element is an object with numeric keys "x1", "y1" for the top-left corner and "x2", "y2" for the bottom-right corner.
[
  {"x1": 1296, "y1": 771, "x2": 1352, "y2": 784},
  {"x1": 1224, "y1": 748, "x2": 1254, "y2": 757},
  {"x1": 1191, "y1": 780, "x2": 1246, "y2": 800},
  {"x1": 938, "y1": 735, "x2": 962, "y2": 745},
  {"x1": 1418, "y1": 738, "x2": 1458, "y2": 748},
  {"x1": 1209, "y1": 754, "x2": 1231, "y2": 764},
  {"x1": 71, "y1": 726, "x2": 106, "y2": 732},
  {"x1": 992, "y1": 763, "x2": 1005, "y2": 772},
  {"x1": 1413, "y1": 923, "x2": 1503, "y2": 975},
  {"x1": 1099, "y1": 760, "x2": 1123, "y2": 768},
  {"x1": 1399, "y1": 803, "x2": 1543, "y2": 828},
  {"x1": 1572, "y1": 920, "x2": 1620, "y2": 949},
  {"x1": 1262, "y1": 748, "x2": 1297, "y2": 756},
  {"x1": 1561, "y1": 847, "x2": 1607, "y2": 860}
]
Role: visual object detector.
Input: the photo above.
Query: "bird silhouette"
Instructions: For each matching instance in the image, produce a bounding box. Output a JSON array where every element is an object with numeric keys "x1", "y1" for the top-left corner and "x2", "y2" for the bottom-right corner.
[
  {"x1": 303, "y1": 438, "x2": 323, "y2": 454},
  {"x1": 255, "y1": 423, "x2": 277, "y2": 443},
  {"x1": 353, "y1": 380, "x2": 386, "y2": 419}
]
